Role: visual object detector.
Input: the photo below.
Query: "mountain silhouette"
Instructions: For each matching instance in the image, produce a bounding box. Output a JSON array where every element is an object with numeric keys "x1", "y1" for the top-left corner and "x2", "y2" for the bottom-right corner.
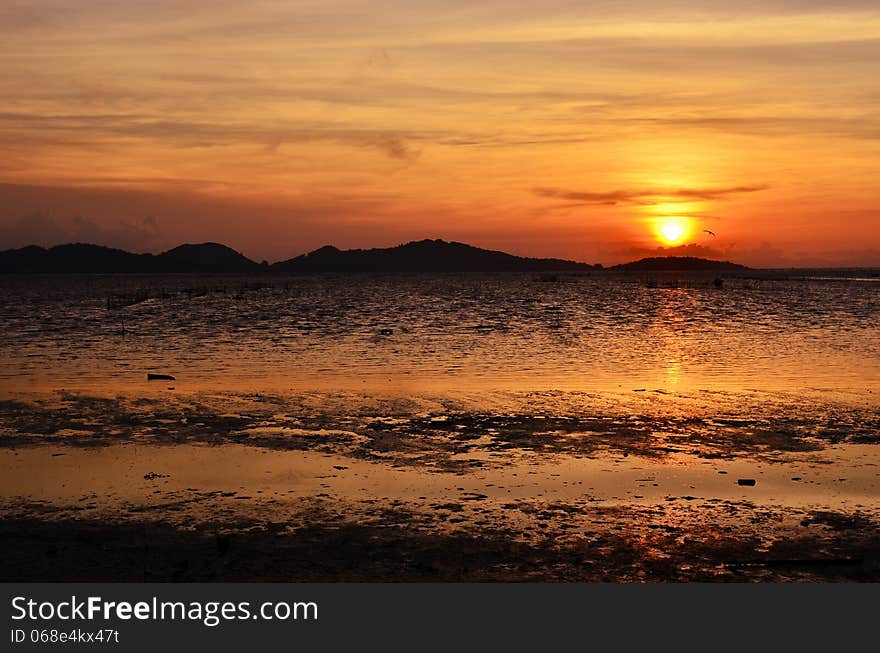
[
  {"x1": 0, "y1": 243, "x2": 154, "y2": 273},
  {"x1": 0, "y1": 242, "x2": 259, "y2": 274},
  {"x1": 271, "y1": 239, "x2": 597, "y2": 273},
  {"x1": 610, "y1": 256, "x2": 750, "y2": 272},
  {"x1": 0, "y1": 240, "x2": 749, "y2": 274},
  {"x1": 155, "y1": 243, "x2": 260, "y2": 273}
]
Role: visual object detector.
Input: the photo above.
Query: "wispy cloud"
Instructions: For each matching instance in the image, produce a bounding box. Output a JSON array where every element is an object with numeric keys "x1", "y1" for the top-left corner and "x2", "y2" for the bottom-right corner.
[
  {"x1": 532, "y1": 185, "x2": 769, "y2": 206},
  {"x1": 0, "y1": 2, "x2": 877, "y2": 264},
  {"x1": 1, "y1": 211, "x2": 163, "y2": 252}
]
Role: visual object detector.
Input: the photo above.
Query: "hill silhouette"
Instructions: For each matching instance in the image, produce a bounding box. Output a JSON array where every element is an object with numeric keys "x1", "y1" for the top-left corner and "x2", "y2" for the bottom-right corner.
[
  {"x1": 0, "y1": 239, "x2": 598, "y2": 273},
  {"x1": 156, "y1": 243, "x2": 260, "y2": 273},
  {"x1": 272, "y1": 239, "x2": 597, "y2": 273},
  {"x1": 0, "y1": 240, "x2": 750, "y2": 274},
  {"x1": 610, "y1": 256, "x2": 750, "y2": 272},
  {"x1": 0, "y1": 242, "x2": 259, "y2": 274},
  {"x1": 0, "y1": 243, "x2": 154, "y2": 273}
]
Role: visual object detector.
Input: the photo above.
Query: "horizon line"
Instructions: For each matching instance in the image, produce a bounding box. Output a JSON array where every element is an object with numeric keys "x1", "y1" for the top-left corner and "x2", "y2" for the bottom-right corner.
[
  {"x1": 4, "y1": 238, "x2": 880, "y2": 271},
  {"x1": 2, "y1": 237, "x2": 752, "y2": 269}
]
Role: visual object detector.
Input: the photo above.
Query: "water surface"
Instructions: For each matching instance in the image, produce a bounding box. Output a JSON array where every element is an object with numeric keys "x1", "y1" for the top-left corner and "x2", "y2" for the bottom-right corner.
[{"x1": 1, "y1": 273, "x2": 877, "y2": 398}]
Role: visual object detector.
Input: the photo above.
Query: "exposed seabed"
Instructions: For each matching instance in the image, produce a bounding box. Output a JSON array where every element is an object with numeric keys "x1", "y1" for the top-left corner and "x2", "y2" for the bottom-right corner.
[{"x1": 1, "y1": 388, "x2": 878, "y2": 581}]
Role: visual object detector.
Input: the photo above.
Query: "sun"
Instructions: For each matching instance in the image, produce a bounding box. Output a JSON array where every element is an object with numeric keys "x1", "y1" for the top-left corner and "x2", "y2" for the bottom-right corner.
[
  {"x1": 654, "y1": 217, "x2": 691, "y2": 246},
  {"x1": 660, "y1": 221, "x2": 684, "y2": 243}
]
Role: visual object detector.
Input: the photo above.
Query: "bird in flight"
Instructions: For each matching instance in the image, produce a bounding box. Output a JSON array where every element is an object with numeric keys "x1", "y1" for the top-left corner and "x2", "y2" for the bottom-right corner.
[{"x1": 704, "y1": 229, "x2": 716, "y2": 237}]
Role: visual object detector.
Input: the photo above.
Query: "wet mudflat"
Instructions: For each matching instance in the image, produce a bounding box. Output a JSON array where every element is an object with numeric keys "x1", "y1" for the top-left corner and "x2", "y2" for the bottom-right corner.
[
  {"x1": 1, "y1": 389, "x2": 878, "y2": 582},
  {"x1": 1, "y1": 273, "x2": 877, "y2": 580}
]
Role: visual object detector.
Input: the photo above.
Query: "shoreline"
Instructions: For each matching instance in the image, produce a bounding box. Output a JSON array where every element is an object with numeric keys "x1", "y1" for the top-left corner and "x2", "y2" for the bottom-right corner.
[
  {"x1": 2, "y1": 504, "x2": 878, "y2": 582},
  {"x1": 1, "y1": 388, "x2": 878, "y2": 582}
]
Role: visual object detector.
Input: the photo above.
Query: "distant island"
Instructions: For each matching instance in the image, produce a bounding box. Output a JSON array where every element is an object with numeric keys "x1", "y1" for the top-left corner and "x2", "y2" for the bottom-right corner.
[
  {"x1": 0, "y1": 239, "x2": 749, "y2": 274},
  {"x1": 609, "y1": 256, "x2": 750, "y2": 273},
  {"x1": 272, "y1": 239, "x2": 597, "y2": 273},
  {"x1": 0, "y1": 242, "x2": 259, "y2": 274}
]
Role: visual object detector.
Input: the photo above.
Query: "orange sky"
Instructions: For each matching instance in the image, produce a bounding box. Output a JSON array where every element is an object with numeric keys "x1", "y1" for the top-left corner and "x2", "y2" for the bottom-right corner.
[{"x1": 1, "y1": 1, "x2": 879, "y2": 266}]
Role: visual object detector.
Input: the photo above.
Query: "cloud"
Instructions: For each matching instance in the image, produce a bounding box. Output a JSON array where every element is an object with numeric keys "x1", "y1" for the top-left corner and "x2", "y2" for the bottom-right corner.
[
  {"x1": 0, "y1": 111, "x2": 439, "y2": 161},
  {"x1": 368, "y1": 136, "x2": 420, "y2": 161},
  {"x1": 0, "y1": 3, "x2": 877, "y2": 268},
  {"x1": 532, "y1": 185, "x2": 769, "y2": 206},
  {"x1": 607, "y1": 240, "x2": 880, "y2": 268},
  {"x1": 614, "y1": 242, "x2": 733, "y2": 261},
  {"x1": 1, "y1": 211, "x2": 163, "y2": 252},
  {"x1": 800, "y1": 247, "x2": 880, "y2": 267},
  {"x1": 0, "y1": 182, "x2": 409, "y2": 261},
  {"x1": 608, "y1": 241, "x2": 793, "y2": 268},
  {"x1": 627, "y1": 114, "x2": 880, "y2": 140},
  {"x1": 1, "y1": 213, "x2": 69, "y2": 248},
  {"x1": 70, "y1": 215, "x2": 162, "y2": 250}
]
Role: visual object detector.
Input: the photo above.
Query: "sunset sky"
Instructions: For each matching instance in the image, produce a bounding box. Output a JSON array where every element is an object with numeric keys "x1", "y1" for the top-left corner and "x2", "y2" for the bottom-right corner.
[{"x1": 1, "y1": 1, "x2": 878, "y2": 266}]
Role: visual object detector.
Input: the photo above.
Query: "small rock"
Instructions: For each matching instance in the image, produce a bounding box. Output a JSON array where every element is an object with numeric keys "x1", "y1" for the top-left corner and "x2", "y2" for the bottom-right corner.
[
  {"x1": 147, "y1": 373, "x2": 175, "y2": 381},
  {"x1": 737, "y1": 479, "x2": 757, "y2": 486}
]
